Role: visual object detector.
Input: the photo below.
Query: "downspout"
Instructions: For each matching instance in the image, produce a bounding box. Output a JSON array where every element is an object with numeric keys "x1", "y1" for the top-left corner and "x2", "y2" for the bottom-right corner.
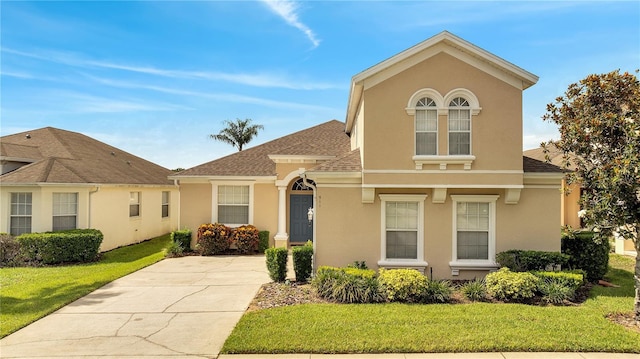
[
  {"x1": 300, "y1": 172, "x2": 317, "y2": 272},
  {"x1": 173, "y1": 179, "x2": 181, "y2": 230},
  {"x1": 88, "y1": 186, "x2": 100, "y2": 229}
]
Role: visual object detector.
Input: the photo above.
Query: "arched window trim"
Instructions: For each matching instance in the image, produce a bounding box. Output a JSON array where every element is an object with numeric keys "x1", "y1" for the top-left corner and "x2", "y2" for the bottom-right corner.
[
  {"x1": 405, "y1": 88, "x2": 445, "y2": 115},
  {"x1": 443, "y1": 88, "x2": 481, "y2": 115},
  {"x1": 291, "y1": 178, "x2": 315, "y2": 191}
]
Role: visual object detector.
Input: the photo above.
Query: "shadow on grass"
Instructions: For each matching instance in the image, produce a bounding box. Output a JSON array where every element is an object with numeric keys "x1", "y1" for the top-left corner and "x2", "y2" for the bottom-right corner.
[
  {"x1": 589, "y1": 266, "x2": 636, "y2": 299},
  {"x1": 99, "y1": 234, "x2": 171, "y2": 264}
]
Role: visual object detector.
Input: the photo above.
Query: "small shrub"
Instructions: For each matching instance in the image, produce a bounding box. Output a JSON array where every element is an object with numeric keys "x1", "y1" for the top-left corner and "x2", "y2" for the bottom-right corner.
[
  {"x1": 165, "y1": 240, "x2": 185, "y2": 258},
  {"x1": 485, "y1": 268, "x2": 539, "y2": 301},
  {"x1": 312, "y1": 266, "x2": 382, "y2": 303},
  {"x1": 265, "y1": 247, "x2": 288, "y2": 282},
  {"x1": 196, "y1": 223, "x2": 231, "y2": 255},
  {"x1": 539, "y1": 280, "x2": 575, "y2": 304},
  {"x1": 496, "y1": 250, "x2": 569, "y2": 272},
  {"x1": 231, "y1": 225, "x2": 260, "y2": 254},
  {"x1": 377, "y1": 268, "x2": 428, "y2": 303},
  {"x1": 531, "y1": 270, "x2": 584, "y2": 291},
  {"x1": 347, "y1": 261, "x2": 368, "y2": 269},
  {"x1": 561, "y1": 230, "x2": 609, "y2": 282},
  {"x1": 170, "y1": 229, "x2": 192, "y2": 251},
  {"x1": 422, "y1": 279, "x2": 453, "y2": 303},
  {"x1": 292, "y1": 242, "x2": 313, "y2": 282},
  {"x1": 258, "y1": 230, "x2": 270, "y2": 253},
  {"x1": 0, "y1": 233, "x2": 24, "y2": 267},
  {"x1": 461, "y1": 279, "x2": 487, "y2": 301},
  {"x1": 16, "y1": 229, "x2": 103, "y2": 265}
]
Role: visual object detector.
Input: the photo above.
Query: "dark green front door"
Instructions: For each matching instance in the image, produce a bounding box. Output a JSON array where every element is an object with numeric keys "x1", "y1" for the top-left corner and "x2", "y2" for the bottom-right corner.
[{"x1": 290, "y1": 194, "x2": 313, "y2": 243}]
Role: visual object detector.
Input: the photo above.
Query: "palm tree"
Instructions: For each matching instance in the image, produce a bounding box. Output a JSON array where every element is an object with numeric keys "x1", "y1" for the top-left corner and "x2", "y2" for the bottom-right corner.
[{"x1": 209, "y1": 118, "x2": 264, "y2": 151}]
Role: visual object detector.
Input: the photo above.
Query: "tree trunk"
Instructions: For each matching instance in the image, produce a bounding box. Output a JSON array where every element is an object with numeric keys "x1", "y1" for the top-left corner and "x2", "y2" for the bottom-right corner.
[{"x1": 635, "y1": 232, "x2": 640, "y2": 323}]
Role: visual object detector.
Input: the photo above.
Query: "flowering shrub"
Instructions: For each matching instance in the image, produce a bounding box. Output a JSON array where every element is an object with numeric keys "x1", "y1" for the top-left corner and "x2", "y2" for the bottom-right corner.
[
  {"x1": 231, "y1": 225, "x2": 260, "y2": 254},
  {"x1": 196, "y1": 223, "x2": 231, "y2": 255}
]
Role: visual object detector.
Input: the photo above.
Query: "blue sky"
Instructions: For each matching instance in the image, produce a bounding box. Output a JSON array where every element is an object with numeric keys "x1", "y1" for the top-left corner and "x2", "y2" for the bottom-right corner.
[{"x1": 1, "y1": 1, "x2": 638, "y2": 170}]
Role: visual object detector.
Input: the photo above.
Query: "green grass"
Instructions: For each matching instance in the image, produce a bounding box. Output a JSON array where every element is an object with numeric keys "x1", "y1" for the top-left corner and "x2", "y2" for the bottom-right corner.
[
  {"x1": 0, "y1": 234, "x2": 172, "y2": 338},
  {"x1": 222, "y1": 254, "x2": 640, "y2": 354}
]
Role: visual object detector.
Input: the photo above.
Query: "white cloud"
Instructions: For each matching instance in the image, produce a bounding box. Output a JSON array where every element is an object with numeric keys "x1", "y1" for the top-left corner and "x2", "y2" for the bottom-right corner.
[{"x1": 260, "y1": 0, "x2": 320, "y2": 49}]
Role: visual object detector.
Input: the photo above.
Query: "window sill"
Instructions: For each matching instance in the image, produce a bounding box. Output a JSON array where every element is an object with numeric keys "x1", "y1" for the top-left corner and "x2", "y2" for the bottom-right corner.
[
  {"x1": 412, "y1": 155, "x2": 475, "y2": 170},
  {"x1": 378, "y1": 259, "x2": 429, "y2": 273},
  {"x1": 448, "y1": 260, "x2": 499, "y2": 276}
]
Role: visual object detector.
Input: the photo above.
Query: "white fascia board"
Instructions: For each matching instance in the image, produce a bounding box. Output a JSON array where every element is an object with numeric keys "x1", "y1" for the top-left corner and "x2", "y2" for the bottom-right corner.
[
  {"x1": 345, "y1": 82, "x2": 364, "y2": 134},
  {"x1": 169, "y1": 175, "x2": 276, "y2": 183},
  {"x1": 362, "y1": 184, "x2": 524, "y2": 189},
  {"x1": 267, "y1": 154, "x2": 336, "y2": 163},
  {"x1": 0, "y1": 157, "x2": 36, "y2": 163}
]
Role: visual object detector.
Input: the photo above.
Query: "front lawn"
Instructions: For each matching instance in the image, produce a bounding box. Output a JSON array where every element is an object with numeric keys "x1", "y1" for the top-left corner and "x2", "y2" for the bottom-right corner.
[
  {"x1": 0, "y1": 234, "x2": 172, "y2": 338},
  {"x1": 222, "y1": 254, "x2": 640, "y2": 354}
]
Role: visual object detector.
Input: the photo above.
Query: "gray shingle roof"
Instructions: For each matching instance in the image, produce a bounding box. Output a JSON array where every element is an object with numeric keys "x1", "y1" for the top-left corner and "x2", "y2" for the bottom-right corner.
[
  {"x1": 0, "y1": 127, "x2": 173, "y2": 185},
  {"x1": 175, "y1": 120, "x2": 351, "y2": 177},
  {"x1": 522, "y1": 155, "x2": 563, "y2": 173}
]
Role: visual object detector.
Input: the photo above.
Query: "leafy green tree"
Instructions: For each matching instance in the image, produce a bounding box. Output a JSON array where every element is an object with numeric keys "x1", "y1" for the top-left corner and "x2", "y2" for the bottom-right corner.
[
  {"x1": 209, "y1": 118, "x2": 264, "y2": 151},
  {"x1": 542, "y1": 70, "x2": 639, "y2": 322}
]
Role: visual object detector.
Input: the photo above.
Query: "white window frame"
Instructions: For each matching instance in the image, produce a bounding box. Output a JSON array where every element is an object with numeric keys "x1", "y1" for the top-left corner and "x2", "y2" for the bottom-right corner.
[
  {"x1": 10, "y1": 192, "x2": 32, "y2": 236},
  {"x1": 378, "y1": 194, "x2": 428, "y2": 268},
  {"x1": 52, "y1": 192, "x2": 78, "y2": 231},
  {"x1": 449, "y1": 195, "x2": 499, "y2": 274},
  {"x1": 211, "y1": 182, "x2": 254, "y2": 227},
  {"x1": 447, "y1": 97, "x2": 472, "y2": 156},
  {"x1": 415, "y1": 97, "x2": 439, "y2": 156},
  {"x1": 129, "y1": 192, "x2": 141, "y2": 218},
  {"x1": 161, "y1": 191, "x2": 170, "y2": 218}
]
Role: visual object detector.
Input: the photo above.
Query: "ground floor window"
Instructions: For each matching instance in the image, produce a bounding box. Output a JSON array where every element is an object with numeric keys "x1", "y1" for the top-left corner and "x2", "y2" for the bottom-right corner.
[
  {"x1": 53, "y1": 192, "x2": 78, "y2": 231},
  {"x1": 10, "y1": 192, "x2": 32, "y2": 236},
  {"x1": 451, "y1": 195, "x2": 498, "y2": 263},
  {"x1": 162, "y1": 191, "x2": 170, "y2": 218},
  {"x1": 217, "y1": 185, "x2": 249, "y2": 225},
  {"x1": 379, "y1": 194, "x2": 426, "y2": 262},
  {"x1": 130, "y1": 192, "x2": 141, "y2": 217}
]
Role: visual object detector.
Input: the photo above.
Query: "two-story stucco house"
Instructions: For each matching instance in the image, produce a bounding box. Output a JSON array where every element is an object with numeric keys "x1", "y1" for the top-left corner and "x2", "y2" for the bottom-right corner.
[
  {"x1": 1, "y1": 127, "x2": 179, "y2": 251},
  {"x1": 172, "y1": 31, "x2": 564, "y2": 279}
]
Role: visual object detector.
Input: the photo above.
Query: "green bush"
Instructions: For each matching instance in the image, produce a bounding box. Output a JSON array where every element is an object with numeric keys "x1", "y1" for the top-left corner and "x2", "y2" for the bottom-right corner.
[
  {"x1": 196, "y1": 223, "x2": 231, "y2": 255},
  {"x1": 292, "y1": 242, "x2": 313, "y2": 282},
  {"x1": 312, "y1": 266, "x2": 383, "y2": 303},
  {"x1": 16, "y1": 229, "x2": 103, "y2": 265},
  {"x1": 561, "y1": 230, "x2": 609, "y2": 282},
  {"x1": 258, "y1": 230, "x2": 270, "y2": 253},
  {"x1": 538, "y1": 281, "x2": 575, "y2": 304},
  {"x1": 170, "y1": 229, "x2": 192, "y2": 251},
  {"x1": 531, "y1": 270, "x2": 584, "y2": 290},
  {"x1": 0, "y1": 233, "x2": 24, "y2": 267},
  {"x1": 461, "y1": 279, "x2": 487, "y2": 301},
  {"x1": 377, "y1": 268, "x2": 427, "y2": 303},
  {"x1": 496, "y1": 250, "x2": 569, "y2": 271},
  {"x1": 165, "y1": 240, "x2": 184, "y2": 258},
  {"x1": 485, "y1": 268, "x2": 539, "y2": 301},
  {"x1": 231, "y1": 225, "x2": 260, "y2": 254},
  {"x1": 347, "y1": 261, "x2": 368, "y2": 269},
  {"x1": 265, "y1": 247, "x2": 288, "y2": 282},
  {"x1": 423, "y1": 280, "x2": 453, "y2": 303}
]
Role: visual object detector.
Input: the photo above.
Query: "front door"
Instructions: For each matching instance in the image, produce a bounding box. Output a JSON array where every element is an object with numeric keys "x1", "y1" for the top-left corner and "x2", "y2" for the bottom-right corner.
[{"x1": 290, "y1": 194, "x2": 313, "y2": 243}]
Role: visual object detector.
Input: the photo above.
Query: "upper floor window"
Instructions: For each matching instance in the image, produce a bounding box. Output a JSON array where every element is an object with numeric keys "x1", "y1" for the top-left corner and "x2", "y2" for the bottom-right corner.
[
  {"x1": 448, "y1": 97, "x2": 471, "y2": 155},
  {"x1": 53, "y1": 192, "x2": 78, "y2": 231},
  {"x1": 10, "y1": 192, "x2": 32, "y2": 236},
  {"x1": 415, "y1": 97, "x2": 438, "y2": 156}
]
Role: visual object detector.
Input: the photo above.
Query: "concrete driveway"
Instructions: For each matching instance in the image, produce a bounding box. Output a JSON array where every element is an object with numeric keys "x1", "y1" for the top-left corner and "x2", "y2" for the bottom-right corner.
[{"x1": 0, "y1": 255, "x2": 270, "y2": 359}]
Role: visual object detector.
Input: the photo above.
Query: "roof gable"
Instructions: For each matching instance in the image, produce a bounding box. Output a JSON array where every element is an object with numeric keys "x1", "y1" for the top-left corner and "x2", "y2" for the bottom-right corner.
[
  {"x1": 346, "y1": 31, "x2": 539, "y2": 133},
  {"x1": 0, "y1": 127, "x2": 172, "y2": 185}
]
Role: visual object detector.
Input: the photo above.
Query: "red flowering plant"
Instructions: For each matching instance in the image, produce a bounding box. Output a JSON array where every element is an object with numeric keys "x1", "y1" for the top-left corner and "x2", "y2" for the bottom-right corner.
[
  {"x1": 230, "y1": 225, "x2": 260, "y2": 254},
  {"x1": 196, "y1": 223, "x2": 231, "y2": 255}
]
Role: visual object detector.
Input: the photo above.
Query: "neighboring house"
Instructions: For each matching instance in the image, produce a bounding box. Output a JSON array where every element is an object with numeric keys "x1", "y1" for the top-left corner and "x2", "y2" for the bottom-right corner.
[
  {"x1": 172, "y1": 31, "x2": 565, "y2": 279},
  {"x1": 524, "y1": 146, "x2": 637, "y2": 256},
  {"x1": 1, "y1": 127, "x2": 179, "y2": 251}
]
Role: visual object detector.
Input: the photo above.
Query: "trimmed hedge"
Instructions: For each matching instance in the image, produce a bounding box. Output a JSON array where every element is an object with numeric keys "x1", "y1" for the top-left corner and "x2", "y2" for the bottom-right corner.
[
  {"x1": 16, "y1": 229, "x2": 103, "y2": 265},
  {"x1": 232, "y1": 225, "x2": 260, "y2": 254},
  {"x1": 196, "y1": 223, "x2": 231, "y2": 255},
  {"x1": 0, "y1": 233, "x2": 24, "y2": 267},
  {"x1": 292, "y1": 241, "x2": 313, "y2": 282},
  {"x1": 265, "y1": 247, "x2": 288, "y2": 282},
  {"x1": 378, "y1": 268, "x2": 428, "y2": 303},
  {"x1": 485, "y1": 267, "x2": 539, "y2": 301},
  {"x1": 170, "y1": 229, "x2": 192, "y2": 251},
  {"x1": 531, "y1": 270, "x2": 584, "y2": 290},
  {"x1": 258, "y1": 230, "x2": 270, "y2": 253},
  {"x1": 496, "y1": 250, "x2": 569, "y2": 272},
  {"x1": 561, "y1": 231, "x2": 609, "y2": 282}
]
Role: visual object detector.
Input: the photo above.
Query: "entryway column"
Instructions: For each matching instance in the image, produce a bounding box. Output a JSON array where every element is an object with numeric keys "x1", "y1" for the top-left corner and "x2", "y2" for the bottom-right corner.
[{"x1": 274, "y1": 185, "x2": 288, "y2": 248}]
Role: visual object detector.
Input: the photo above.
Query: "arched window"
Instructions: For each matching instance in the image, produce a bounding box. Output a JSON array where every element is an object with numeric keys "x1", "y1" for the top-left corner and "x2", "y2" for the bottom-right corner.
[
  {"x1": 448, "y1": 97, "x2": 471, "y2": 155},
  {"x1": 291, "y1": 178, "x2": 315, "y2": 191},
  {"x1": 415, "y1": 97, "x2": 438, "y2": 155}
]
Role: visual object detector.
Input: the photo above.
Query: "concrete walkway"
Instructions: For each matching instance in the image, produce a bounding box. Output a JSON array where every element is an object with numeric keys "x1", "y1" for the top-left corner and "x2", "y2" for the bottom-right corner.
[
  {"x1": 2, "y1": 256, "x2": 638, "y2": 359},
  {"x1": 1, "y1": 255, "x2": 270, "y2": 358}
]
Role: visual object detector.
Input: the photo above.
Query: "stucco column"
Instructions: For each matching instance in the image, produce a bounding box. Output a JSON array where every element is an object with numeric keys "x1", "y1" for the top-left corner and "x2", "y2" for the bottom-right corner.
[{"x1": 274, "y1": 185, "x2": 288, "y2": 248}]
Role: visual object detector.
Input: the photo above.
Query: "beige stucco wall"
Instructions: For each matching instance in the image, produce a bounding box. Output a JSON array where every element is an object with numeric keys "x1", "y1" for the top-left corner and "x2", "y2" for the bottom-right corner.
[
  {"x1": 361, "y1": 52, "x2": 523, "y2": 176},
  {"x1": 1, "y1": 184, "x2": 178, "y2": 251},
  {"x1": 562, "y1": 180, "x2": 582, "y2": 229},
  {"x1": 314, "y1": 185, "x2": 561, "y2": 280},
  {"x1": 253, "y1": 183, "x2": 278, "y2": 246}
]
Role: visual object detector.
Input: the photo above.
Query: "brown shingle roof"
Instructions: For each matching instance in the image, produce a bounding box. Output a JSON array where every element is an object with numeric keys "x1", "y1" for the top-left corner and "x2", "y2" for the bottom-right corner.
[
  {"x1": 524, "y1": 145, "x2": 577, "y2": 171},
  {"x1": 310, "y1": 149, "x2": 361, "y2": 172},
  {"x1": 175, "y1": 120, "x2": 350, "y2": 177},
  {"x1": 522, "y1": 155, "x2": 563, "y2": 173},
  {"x1": 0, "y1": 127, "x2": 173, "y2": 185}
]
